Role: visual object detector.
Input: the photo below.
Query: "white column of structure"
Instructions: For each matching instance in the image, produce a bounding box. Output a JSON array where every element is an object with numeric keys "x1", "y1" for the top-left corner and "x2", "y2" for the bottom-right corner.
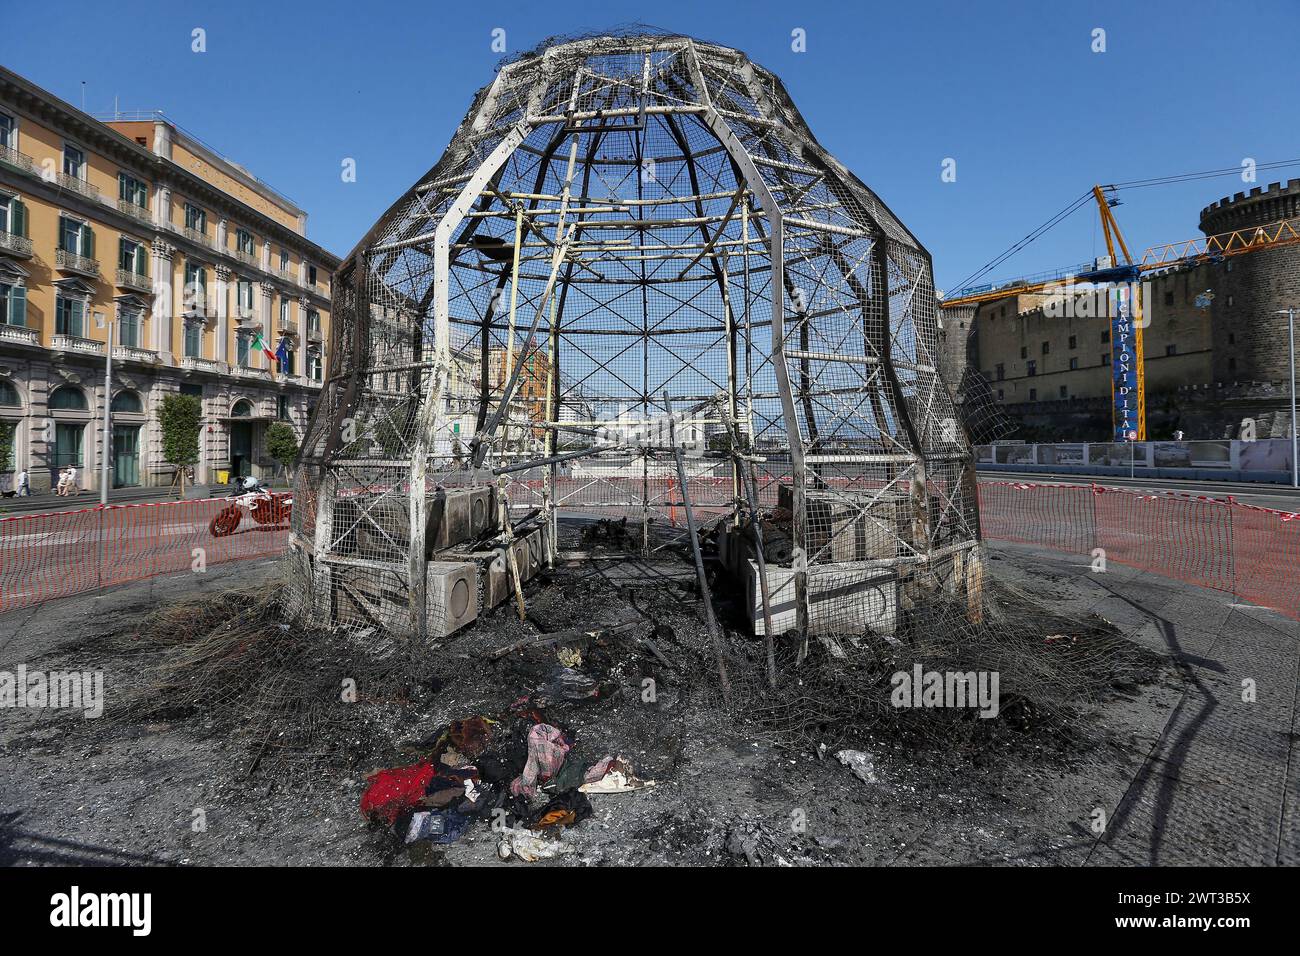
[
  {"x1": 150, "y1": 240, "x2": 174, "y2": 359},
  {"x1": 259, "y1": 282, "x2": 274, "y2": 370},
  {"x1": 214, "y1": 265, "x2": 231, "y2": 365}
]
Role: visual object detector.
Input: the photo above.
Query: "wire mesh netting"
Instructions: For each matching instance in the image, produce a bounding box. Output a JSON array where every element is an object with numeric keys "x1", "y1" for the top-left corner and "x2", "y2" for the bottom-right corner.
[{"x1": 286, "y1": 31, "x2": 984, "y2": 654}]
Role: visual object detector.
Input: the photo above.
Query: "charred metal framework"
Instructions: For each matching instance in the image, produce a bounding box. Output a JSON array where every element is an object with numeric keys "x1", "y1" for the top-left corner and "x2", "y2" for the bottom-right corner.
[{"x1": 287, "y1": 33, "x2": 983, "y2": 640}]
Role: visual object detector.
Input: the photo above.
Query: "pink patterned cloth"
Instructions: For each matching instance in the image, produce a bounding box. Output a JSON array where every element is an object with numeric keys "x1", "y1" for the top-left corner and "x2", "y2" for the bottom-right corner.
[{"x1": 510, "y1": 724, "x2": 570, "y2": 798}]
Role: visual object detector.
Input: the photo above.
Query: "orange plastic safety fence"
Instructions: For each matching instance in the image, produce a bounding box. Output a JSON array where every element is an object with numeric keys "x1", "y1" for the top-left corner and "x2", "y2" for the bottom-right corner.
[
  {"x1": 979, "y1": 481, "x2": 1300, "y2": 621},
  {"x1": 0, "y1": 498, "x2": 288, "y2": 613}
]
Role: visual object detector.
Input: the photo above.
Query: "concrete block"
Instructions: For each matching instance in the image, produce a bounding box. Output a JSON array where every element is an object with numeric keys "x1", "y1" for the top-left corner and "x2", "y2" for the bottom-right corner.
[
  {"x1": 743, "y1": 558, "x2": 897, "y2": 637},
  {"x1": 468, "y1": 485, "x2": 496, "y2": 537},
  {"x1": 425, "y1": 560, "x2": 479, "y2": 638}
]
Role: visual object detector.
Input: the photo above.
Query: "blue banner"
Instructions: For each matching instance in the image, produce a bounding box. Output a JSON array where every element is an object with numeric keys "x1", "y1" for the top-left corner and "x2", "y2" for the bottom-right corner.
[{"x1": 1111, "y1": 286, "x2": 1140, "y2": 441}]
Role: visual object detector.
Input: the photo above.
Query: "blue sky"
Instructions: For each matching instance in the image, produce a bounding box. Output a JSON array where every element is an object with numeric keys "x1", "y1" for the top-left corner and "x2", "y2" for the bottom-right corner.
[{"x1": 4, "y1": 0, "x2": 1297, "y2": 290}]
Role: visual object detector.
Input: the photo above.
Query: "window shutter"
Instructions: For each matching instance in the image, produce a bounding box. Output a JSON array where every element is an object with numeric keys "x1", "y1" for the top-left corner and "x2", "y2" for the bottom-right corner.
[
  {"x1": 85, "y1": 225, "x2": 95, "y2": 259},
  {"x1": 57, "y1": 216, "x2": 68, "y2": 251},
  {"x1": 11, "y1": 286, "x2": 25, "y2": 327},
  {"x1": 12, "y1": 199, "x2": 25, "y2": 238}
]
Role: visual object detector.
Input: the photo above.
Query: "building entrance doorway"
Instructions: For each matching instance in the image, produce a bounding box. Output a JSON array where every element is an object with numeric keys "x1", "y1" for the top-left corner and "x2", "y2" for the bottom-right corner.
[
  {"x1": 112, "y1": 424, "x2": 140, "y2": 487},
  {"x1": 230, "y1": 421, "x2": 253, "y2": 477}
]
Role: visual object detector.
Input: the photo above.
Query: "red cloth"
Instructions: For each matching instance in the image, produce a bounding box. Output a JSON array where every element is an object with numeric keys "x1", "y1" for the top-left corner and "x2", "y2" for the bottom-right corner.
[{"x1": 360, "y1": 761, "x2": 435, "y2": 825}]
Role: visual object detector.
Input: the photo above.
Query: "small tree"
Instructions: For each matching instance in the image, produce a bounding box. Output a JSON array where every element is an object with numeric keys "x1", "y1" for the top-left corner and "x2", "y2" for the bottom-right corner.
[
  {"x1": 158, "y1": 394, "x2": 203, "y2": 497},
  {"x1": 265, "y1": 421, "x2": 299, "y2": 483},
  {"x1": 0, "y1": 422, "x2": 13, "y2": 473}
]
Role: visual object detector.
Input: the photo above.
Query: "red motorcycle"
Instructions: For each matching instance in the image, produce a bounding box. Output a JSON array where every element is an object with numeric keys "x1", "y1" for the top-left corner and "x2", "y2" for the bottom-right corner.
[{"x1": 209, "y1": 480, "x2": 293, "y2": 536}]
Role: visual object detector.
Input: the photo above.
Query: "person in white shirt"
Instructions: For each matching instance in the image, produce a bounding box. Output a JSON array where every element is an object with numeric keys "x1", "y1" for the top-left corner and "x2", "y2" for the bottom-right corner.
[
  {"x1": 16, "y1": 468, "x2": 29, "y2": 496},
  {"x1": 65, "y1": 465, "x2": 78, "y2": 495}
]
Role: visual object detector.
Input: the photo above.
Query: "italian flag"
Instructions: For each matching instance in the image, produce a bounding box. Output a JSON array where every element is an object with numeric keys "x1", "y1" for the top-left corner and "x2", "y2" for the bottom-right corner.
[{"x1": 251, "y1": 331, "x2": 278, "y2": 369}]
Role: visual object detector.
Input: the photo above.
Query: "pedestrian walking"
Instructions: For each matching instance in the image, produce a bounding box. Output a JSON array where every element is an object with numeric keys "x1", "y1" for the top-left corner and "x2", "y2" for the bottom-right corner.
[{"x1": 17, "y1": 467, "x2": 29, "y2": 496}]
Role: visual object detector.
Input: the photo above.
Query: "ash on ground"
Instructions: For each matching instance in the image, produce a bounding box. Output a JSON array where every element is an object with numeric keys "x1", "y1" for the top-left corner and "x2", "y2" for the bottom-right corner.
[{"x1": 1, "y1": 545, "x2": 1166, "y2": 867}]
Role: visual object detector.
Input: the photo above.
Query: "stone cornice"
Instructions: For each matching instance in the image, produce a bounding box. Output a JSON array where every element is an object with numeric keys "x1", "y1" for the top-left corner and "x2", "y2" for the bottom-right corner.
[{"x1": 0, "y1": 66, "x2": 340, "y2": 271}]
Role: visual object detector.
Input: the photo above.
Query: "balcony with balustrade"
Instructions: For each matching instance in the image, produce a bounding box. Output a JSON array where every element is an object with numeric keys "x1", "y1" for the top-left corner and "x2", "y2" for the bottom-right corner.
[
  {"x1": 117, "y1": 199, "x2": 152, "y2": 224},
  {"x1": 0, "y1": 231, "x2": 32, "y2": 258},
  {"x1": 0, "y1": 324, "x2": 39, "y2": 347},
  {"x1": 55, "y1": 248, "x2": 100, "y2": 277},
  {"x1": 0, "y1": 144, "x2": 36, "y2": 174},
  {"x1": 57, "y1": 173, "x2": 102, "y2": 203},
  {"x1": 113, "y1": 345, "x2": 159, "y2": 364},
  {"x1": 115, "y1": 268, "x2": 152, "y2": 293},
  {"x1": 51, "y1": 334, "x2": 105, "y2": 356}
]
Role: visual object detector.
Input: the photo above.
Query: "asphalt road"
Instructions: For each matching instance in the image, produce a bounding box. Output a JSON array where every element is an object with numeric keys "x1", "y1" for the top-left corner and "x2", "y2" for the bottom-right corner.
[{"x1": 978, "y1": 469, "x2": 1300, "y2": 513}]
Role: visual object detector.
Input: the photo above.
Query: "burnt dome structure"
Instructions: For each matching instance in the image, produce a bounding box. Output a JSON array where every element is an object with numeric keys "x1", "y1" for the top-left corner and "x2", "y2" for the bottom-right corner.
[{"x1": 286, "y1": 33, "x2": 983, "y2": 642}]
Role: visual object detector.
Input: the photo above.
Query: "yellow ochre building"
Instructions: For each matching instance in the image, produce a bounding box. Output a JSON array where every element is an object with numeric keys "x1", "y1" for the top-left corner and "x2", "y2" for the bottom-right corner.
[{"x1": 0, "y1": 64, "x2": 339, "y2": 492}]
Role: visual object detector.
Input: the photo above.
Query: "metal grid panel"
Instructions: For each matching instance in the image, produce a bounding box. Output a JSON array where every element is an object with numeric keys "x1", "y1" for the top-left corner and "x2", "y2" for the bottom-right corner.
[{"x1": 287, "y1": 33, "x2": 982, "y2": 640}]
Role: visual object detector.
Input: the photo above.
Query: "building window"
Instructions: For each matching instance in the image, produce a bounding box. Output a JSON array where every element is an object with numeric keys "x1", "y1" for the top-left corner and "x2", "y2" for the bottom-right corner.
[
  {"x1": 1227, "y1": 357, "x2": 1237, "y2": 373},
  {"x1": 308, "y1": 349, "x2": 322, "y2": 382},
  {"x1": 996, "y1": 389, "x2": 1004, "y2": 401},
  {"x1": 1069, "y1": 357, "x2": 1079, "y2": 370},
  {"x1": 55, "y1": 295, "x2": 85, "y2": 336},
  {"x1": 1164, "y1": 291, "x2": 1174, "y2": 307},
  {"x1": 1226, "y1": 294, "x2": 1234, "y2": 307},
  {"x1": 118, "y1": 308, "x2": 141, "y2": 348},
  {"x1": 1068, "y1": 335, "x2": 1077, "y2": 349},
  {"x1": 49, "y1": 385, "x2": 88, "y2": 410},
  {"x1": 279, "y1": 248, "x2": 289, "y2": 271},
  {"x1": 184, "y1": 260, "x2": 207, "y2": 311},
  {"x1": 307, "y1": 308, "x2": 320, "y2": 339},
  {"x1": 62, "y1": 143, "x2": 85, "y2": 179},
  {"x1": 277, "y1": 395, "x2": 290, "y2": 420},
  {"x1": 1019, "y1": 346, "x2": 1028, "y2": 359},
  {"x1": 184, "y1": 321, "x2": 202, "y2": 358},
  {"x1": 236, "y1": 228, "x2": 255, "y2": 257},
  {"x1": 118, "y1": 173, "x2": 148, "y2": 209},
  {"x1": 58, "y1": 216, "x2": 94, "y2": 257},
  {"x1": 1166, "y1": 344, "x2": 1177, "y2": 356},
  {"x1": 231, "y1": 399, "x2": 253, "y2": 418},
  {"x1": 308, "y1": 264, "x2": 317, "y2": 287},
  {"x1": 279, "y1": 298, "x2": 290, "y2": 326},
  {"x1": 236, "y1": 278, "x2": 254, "y2": 320},
  {"x1": 184, "y1": 203, "x2": 207, "y2": 235},
  {"x1": 1041, "y1": 341, "x2": 1050, "y2": 355},
  {"x1": 111, "y1": 391, "x2": 143, "y2": 413},
  {"x1": 1059, "y1": 386, "x2": 1068, "y2": 398},
  {"x1": 0, "y1": 193, "x2": 28, "y2": 239},
  {"x1": 0, "y1": 281, "x2": 27, "y2": 327},
  {"x1": 994, "y1": 362, "x2": 1004, "y2": 381},
  {"x1": 1101, "y1": 353, "x2": 1109, "y2": 366},
  {"x1": 0, "y1": 379, "x2": 19, "y2": 406},
  {"x1": 0, "y1": 112, "x2": 13, "y2": 149},
  {"x1": 1026, "y1": 360, "x2": 1037, "y2": 377},
  {"x1": 1101, "y1": 329, "x2": 1110, "y2": 344},
  {"x1": 119, "y1": 237, "x2": 147, "y2": 278},
  {"x1": 236, "y1": 333, "x2": 250, "y2": 368},
  {"x1": 1028, "y1": 388, "x2": 1037, "y2": 401},
  {"x1": 54, "y1": 423, "x2": 83, "y2": 468}
]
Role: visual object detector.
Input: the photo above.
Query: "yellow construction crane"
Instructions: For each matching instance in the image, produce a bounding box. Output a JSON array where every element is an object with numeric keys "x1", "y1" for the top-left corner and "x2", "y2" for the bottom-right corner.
[{"x1": 940, "y1": 184, "x2": 1300, "y2": 441}]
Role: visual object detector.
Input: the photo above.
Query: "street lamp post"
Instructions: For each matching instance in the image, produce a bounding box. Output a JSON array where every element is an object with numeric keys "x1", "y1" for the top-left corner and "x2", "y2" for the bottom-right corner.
[
  {"x1": 1276, "y1": 309, "x2": 1299, "y2": 490},
  {"x1": 100, "y1": 315, "x2": 114, "y2": 504}
]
